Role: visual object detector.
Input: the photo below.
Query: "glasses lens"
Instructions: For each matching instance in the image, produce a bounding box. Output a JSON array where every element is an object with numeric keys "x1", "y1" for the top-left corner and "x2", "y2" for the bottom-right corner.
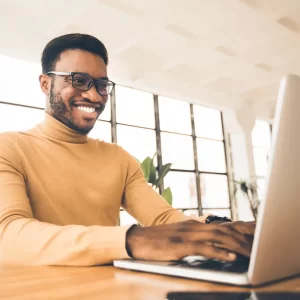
[
  {"x1": 72, "y1": 73, "x2": 92, "y2": 90},
  {"x1": 95, "y1": 80, "x2": 114, "y2": 96}
]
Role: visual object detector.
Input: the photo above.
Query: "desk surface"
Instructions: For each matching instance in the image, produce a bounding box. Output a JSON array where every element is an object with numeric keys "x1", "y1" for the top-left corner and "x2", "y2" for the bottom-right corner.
[{"x1": 0, "y1": 266, "x2": 299, "y2": 300}]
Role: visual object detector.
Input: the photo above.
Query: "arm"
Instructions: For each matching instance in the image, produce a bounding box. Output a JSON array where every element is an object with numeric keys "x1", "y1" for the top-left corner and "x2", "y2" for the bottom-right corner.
[
  {"x1": 120, "y1": 149, "x2": 206, "y2": 226},
  {"x1": 120, "y1": 149, "x2": 256, "y2": 262},
  {"x1": 0, "y1": 134, "x2": 130, "y2": 266}
]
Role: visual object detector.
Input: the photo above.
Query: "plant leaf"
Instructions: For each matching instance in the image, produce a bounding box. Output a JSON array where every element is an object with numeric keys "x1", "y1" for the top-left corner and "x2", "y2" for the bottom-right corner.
[
  {"x1": 140, "y1": 157, "x2": 152, "y2": 181},
  {"x1": 148, "y1": 163, "x2": 157, "y2": 186},
  {"x1": 162, "y1": 187, "x2": 172, "y2": 206},
  {"x1": 155, "y1": 163, "x2": 172, "y2": 187}
]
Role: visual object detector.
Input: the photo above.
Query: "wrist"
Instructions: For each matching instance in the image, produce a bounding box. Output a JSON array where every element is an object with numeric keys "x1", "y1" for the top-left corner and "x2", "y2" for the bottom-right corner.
[{"x1": 125, "y1": 224, "x2": 139, "y2": 258}]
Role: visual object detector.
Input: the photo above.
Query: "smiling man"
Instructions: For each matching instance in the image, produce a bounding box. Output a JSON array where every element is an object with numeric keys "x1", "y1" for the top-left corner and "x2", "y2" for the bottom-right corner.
[
  {"x1": 0, "y1": 34, "x2": 255, "y2": 266},
  {"x1": 41, "y1": 39, "x2": 111, "y2": 134}
]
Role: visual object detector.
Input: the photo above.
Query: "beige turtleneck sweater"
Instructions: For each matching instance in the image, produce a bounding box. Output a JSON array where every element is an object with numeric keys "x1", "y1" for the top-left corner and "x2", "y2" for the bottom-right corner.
[{"x1": 0, "y1": 113, "x2": 205, "y2": 266}]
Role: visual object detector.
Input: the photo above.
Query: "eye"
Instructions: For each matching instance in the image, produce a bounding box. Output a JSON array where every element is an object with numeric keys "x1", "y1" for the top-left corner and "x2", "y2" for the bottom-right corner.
[
  {"x1": 73, "y1": 78, "x2": 86, "y2": 85},
  {"x1": 98, "y1": 81, "x2": 108, "y2": 88}
]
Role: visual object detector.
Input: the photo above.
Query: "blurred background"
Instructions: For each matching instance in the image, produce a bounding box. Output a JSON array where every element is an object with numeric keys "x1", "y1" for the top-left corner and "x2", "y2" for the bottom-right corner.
[{"x1": 1, "y1": 0, "x2": 296, "y2": 224}]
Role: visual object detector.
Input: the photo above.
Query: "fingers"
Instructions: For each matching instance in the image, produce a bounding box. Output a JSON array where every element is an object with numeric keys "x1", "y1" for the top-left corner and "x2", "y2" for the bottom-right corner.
[
  {"x1": 232, "y1": 221, "x2": 256, "y2": 235},
  {"x1": 180, "y1": 228, "x2": 252, "y2": 257},
  {"x1": 206, "y1": 229, "x2": 252, "y2": 257},
  {"x1": 183, "y1": 242, "x2": 237, "y2": 262},
  {"x1": 221, "y1": 221, "x2": 256, "y2": 235},
  {"x1": 217, "y1": 224, "x2": 254, "y2": 247}
]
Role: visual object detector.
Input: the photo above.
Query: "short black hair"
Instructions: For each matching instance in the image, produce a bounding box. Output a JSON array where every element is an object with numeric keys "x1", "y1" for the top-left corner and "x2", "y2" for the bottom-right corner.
[{"x1": 41, "y1": 33, "x2": 108, "y2": 73}]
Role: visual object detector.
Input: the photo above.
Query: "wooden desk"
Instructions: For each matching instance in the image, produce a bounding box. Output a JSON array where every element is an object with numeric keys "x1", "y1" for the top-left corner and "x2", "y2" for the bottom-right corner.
[{"x1": 0, "y1": 266, "x2": 299, "y2": 300}]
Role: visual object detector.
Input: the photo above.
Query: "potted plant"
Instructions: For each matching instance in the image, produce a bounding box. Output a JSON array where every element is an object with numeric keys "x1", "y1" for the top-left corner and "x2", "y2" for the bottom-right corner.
[
  {"x1": 233, "y1": 179, "x2": 260, "y2": 221},
  {"x1": 137, "y1": 153, "x2": 173, "y2": 205}
]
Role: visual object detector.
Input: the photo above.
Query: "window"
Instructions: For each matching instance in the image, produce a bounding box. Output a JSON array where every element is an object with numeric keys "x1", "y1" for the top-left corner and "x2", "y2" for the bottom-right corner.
[
  {"x1": 252, "y1": 120, "x2": 272, "y2": 201},
  {"x1": 161, "y1": 132, "x2": 194, "y2": 170},
  {"x1": 194, "y1": 105, "x2": 223, "y2": 140},
  {"x1": 88, "y1": 120, "x2": 111, "y2": 143},
  {"x1": 183, "y1": 209, "x2": 199, "y2": 217},
  {"x1": 159, "y1": 96, "x2": 191, "y2": 134},
  {"x1": 200, "y1": 174, "x2": 230, "y2": 209},
  {"x1": 163, "y1": 171, "x2": 198, "y2": 209},
  {"x1": 119, "y1": 210, "x2": 138, "y2": 226},
  {"x1": 99, "y1": 97, "x2": 111, "y2": 121},
  {"x1": 0, "y1": 55, "x2": 44, "y2": 108},
  {"x1": 159, "y1": 98, "x2": 231, "y2": 220},
  {"x1": 115, "y1": 85, "x2": 155, "y2": 128},
  {"x1": 0, "y1": 104, "x2": 44, "y2": 133},
  {"x1": 115, "y1": 86, "x2": 157, "y2": 225},
  {"x1": 195, "y1": 105, "x2": 231, "y2": 217},
  {"x1": 117, "y1": 125, "x2": 157, "y2": 162},
  {"x1": 197, "y1": 139, "x2": 226, "y2": 173}
]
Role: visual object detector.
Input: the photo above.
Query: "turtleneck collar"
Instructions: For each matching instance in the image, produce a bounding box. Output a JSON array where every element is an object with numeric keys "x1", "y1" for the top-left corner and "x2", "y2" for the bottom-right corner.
[{"x1": 39, "y1": 113, "x2": 88, "y2": 144}]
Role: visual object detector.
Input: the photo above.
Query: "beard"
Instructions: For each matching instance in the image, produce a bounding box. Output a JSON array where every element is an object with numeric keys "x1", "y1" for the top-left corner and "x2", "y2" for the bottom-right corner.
[{"x1": 49, "y1": 85, "x2": 106, "y2": 135}]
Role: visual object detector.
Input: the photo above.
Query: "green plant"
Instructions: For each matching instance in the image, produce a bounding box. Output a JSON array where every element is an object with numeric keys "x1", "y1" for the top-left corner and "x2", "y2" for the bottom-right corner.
[
  {"x1": 137, "y1": 153, "x2": 173, "y2": 205},
  {"x1": 233, "y1": 179, "x2": 259, "y2": 221}
]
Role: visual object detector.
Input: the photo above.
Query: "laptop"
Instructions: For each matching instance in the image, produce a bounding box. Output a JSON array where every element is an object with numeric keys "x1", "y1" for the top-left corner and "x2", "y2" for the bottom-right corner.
[{"x1": 114, "y1": 74, "x2": 300, "y2": 286}]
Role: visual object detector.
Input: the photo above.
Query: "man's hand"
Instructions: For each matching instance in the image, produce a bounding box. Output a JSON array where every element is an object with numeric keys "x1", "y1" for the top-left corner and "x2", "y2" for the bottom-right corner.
[
  {"x1": 126, "y1": 220, "x2": 256, "y2": 262},
  {"x1": 220, "y1": 220, "x2": 256, "y2": 235}
]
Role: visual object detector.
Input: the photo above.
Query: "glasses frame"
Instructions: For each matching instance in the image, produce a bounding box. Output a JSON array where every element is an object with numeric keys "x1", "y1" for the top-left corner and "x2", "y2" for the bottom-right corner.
[{"x1": 45, "y1": 71, "x2": 115, "y2": 96}]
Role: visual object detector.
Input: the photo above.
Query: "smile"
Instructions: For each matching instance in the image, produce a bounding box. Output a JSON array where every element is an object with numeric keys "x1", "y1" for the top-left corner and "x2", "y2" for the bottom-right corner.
[{"x1": 75, "y1": 106, "x2": 96, "y2": 113}]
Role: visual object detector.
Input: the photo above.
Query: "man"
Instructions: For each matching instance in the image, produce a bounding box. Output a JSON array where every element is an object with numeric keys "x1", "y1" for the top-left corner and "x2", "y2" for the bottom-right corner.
[{"x1": 0, "y1": 33, "x2": 255, "y2": 266}]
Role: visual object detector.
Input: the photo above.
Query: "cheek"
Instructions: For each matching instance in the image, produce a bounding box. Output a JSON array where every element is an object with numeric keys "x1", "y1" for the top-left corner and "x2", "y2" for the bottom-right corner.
[{"x1": 59, "y1": 86, "x2": 78, "y2": 106}]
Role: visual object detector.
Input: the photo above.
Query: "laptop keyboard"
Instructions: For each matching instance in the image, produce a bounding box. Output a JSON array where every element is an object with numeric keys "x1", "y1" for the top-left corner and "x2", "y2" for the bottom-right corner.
[{"x1": 169, "y1": 255, "x2": 250, "y2": 274}]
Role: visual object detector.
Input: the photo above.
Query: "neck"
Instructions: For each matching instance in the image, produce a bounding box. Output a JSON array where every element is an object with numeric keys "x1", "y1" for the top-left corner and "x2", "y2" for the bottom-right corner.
[{"x1": 39, "y1": 112, "x2": 88, "y2": 144}]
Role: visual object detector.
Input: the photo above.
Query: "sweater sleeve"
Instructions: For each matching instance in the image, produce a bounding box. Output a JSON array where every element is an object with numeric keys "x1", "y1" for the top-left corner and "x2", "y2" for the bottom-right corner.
[
  {"x1": 120, "y1": 148, "x2": 206, "y2": 226},
  {"x1": 0, "y1": 133, "x2": 130, "y2": 266}
]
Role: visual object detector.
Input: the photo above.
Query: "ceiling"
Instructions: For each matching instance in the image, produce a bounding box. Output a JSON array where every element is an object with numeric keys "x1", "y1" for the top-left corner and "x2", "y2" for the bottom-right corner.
[{"x1": 1, "y1": 0, "x2": 300, "y2": 120}]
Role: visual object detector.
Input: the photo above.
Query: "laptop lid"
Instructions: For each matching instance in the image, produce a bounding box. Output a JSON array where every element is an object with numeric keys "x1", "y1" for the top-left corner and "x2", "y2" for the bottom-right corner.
[{"x1": 248, "y1": 75, "x2": 300, "y2": 285}]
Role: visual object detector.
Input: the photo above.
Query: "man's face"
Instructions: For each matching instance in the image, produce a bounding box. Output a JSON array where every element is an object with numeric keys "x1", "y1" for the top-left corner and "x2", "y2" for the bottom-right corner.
[{"x1": 45, "y1": 50, "x2": 108, "y2": 134}]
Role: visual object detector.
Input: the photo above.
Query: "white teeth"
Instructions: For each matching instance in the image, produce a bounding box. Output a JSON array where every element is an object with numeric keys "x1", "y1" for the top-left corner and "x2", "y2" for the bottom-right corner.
[{"x1": 77, "y1": 106, "x2": 96, "y2": 113}]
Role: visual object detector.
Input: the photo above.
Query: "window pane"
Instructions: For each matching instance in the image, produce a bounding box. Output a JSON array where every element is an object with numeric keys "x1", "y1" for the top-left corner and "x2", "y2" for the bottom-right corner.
[
  {"x1": 116, "y1": 86, "x2": 155, "y2": 128},
  {"x1": 0, "y1": 104, "x2": 44, "y2": 132},
  {"x1": 161, "y1": 132, "x2": 194, "y2": 170},
  {"x1": 159, "y1": 96, "x2": 191, "y2": 134},
  {"x1": 252, "y1": 120, "x2": 271, "y2": 149},
  {"x1": 202, "y1": 209, "x2": 231, "y2": 218},
  {"x1": 99, "y1": 97, "x2": 111, "y2": 121},
  {"x1": 183, "y1": 209, "x2": 199, "y2": 217},
  {"x1": 117, "y1": 125, "x2": 156, "y2": 161},
  {"x1": 257, "y1": 178, "x2": 266, "y2": 201},
  {"x1": 164, "y1": 171, "x2": 198, "y2": 209},
  {"x1": 253, "y1": 147, "x2": 269, "y2": 177},
  {"x1": 200, "y1": 174, "x2": 230, "y2": 208},
  {"x1": 0, "y1": 55, "x2": 44, "y2": 108},
  {"x1": 197, "y1": 139, "x2": 226, "y2": 173},
  {"x1": 194, "y1": 105, "x2": 223, "y2": 140},
  {"x1": 88, "y1": 121, "x2": 111, "y2": 143},
  {"x1": 119, "y1": 211, "x2": 137, "y2": 226}
]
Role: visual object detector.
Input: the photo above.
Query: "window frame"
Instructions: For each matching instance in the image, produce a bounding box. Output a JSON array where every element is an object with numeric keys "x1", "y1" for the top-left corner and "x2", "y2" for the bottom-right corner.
[{"x1": 113, "y1": 89, "x2": 232, "y2": 220}]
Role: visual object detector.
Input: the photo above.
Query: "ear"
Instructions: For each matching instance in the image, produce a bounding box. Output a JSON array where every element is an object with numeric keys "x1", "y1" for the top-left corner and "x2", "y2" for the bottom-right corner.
[{"x1": 39, "y1": 74, "x2": 51, "y2": 95}]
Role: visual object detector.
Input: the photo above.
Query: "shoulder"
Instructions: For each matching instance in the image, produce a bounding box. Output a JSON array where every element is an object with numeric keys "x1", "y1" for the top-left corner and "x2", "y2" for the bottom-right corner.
[
  {"x1": 0, "y1": 131, "x2": 22, "y2": 164},
  {"x1": 0, "y1": 131, "x2": 19, "y2": 148}
]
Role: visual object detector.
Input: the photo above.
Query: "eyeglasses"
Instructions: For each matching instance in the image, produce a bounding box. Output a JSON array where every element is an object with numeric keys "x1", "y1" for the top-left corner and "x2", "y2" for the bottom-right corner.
[{"x1": 45, "y1": 71, "x2": 115, "y2": 96}]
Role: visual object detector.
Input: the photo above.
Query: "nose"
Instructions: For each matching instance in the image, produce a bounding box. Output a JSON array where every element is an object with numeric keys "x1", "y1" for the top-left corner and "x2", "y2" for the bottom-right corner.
[{"x1": 80, "y1": 84, "x2": 106, "y2": 104}]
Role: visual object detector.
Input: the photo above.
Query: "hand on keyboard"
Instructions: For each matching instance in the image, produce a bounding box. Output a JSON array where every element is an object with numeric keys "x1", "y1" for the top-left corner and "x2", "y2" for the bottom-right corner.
[{"x1": 126, "y1": 220, "x2": 255, "y2": 263}]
